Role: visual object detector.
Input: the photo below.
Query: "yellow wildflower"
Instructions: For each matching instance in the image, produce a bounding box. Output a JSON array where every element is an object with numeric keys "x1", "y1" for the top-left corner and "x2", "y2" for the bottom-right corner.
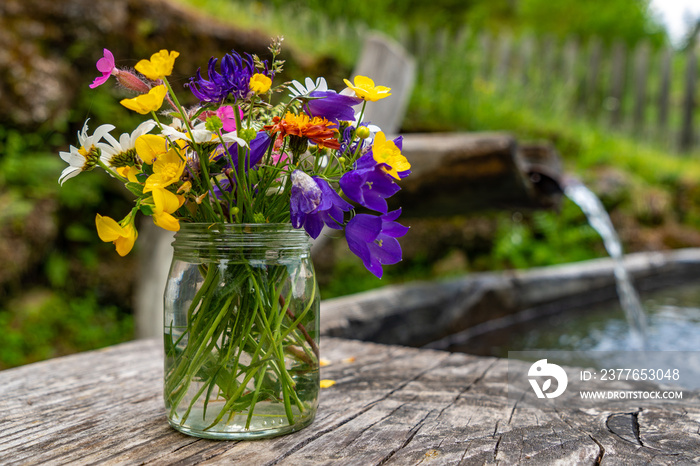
[
  {"x1": 144, "y1": 148, "x2": 185, "y2": 192},
  {"x1": 250, "y1": 73, "x2": 272, "y2": 94},
  {"x1": 372, "y1": 132, "x2": 410, "y2": 179},
  {"x1": 135, "y1": 134, "x2": 169, "y2": 165},
  {"x1": 135, "y1": 50, "x2": 179, "y2": 81},
  {"x1": 120, "y1": 85, "x2": 167, "y2": 114},
  {"x1": 343, "y1": 75, "x2": 391, "y2": 101},
  {"x1": 95, "y1": 213, "x2": 138, "y2": 256},
  {"x1": 151, "y1": 187, "x2": 183, "y2": 232},
  {"x1": 116, "y1": 166, "x2": 141, "y2": 182}
]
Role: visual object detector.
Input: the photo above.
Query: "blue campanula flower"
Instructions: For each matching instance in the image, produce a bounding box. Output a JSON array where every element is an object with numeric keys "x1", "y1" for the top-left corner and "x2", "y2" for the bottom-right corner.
[
  {"x1": 211, "y1": 131, "x2": 273, "y2": 200},
  {"x1": 339, "y1": 152, "x2": 400, "y2": 213},
  {"x1": 345, "y1": 209, "x2": 409, "y2": 278},
  {"x1": 227, "y1": 131, "x2": 273, "y2": 176},
  {"x1": 304, "y1": 91, "x2": 362, "y2": 125},
  {"x1": 290, "y1": 170, "x2": 352, "y2": 239},
  {"x1": 187, "y1": 51, "x2": 268, "y2": 103}
]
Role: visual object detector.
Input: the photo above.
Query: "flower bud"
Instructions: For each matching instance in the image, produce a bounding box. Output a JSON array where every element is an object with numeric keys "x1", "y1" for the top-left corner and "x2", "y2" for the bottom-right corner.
[
  {"x1": 115, "y1": 69, "x2": 151, "y2": 94},
  {"x1": 239, "y1": 128, "x2": 257, "y2": 143},
  {"x1": 356, "y1": 126, "x2": 371, "y2": 139}
]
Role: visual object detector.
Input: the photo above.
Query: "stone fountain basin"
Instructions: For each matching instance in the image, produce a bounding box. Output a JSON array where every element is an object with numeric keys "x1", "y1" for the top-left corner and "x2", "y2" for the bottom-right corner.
[{"x1": 319, "y1": 248, "x2": 700, "y2": 350}]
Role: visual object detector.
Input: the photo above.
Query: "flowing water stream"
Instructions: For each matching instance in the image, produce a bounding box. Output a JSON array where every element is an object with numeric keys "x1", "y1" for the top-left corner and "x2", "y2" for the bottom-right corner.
[{"x1": 563, "y1": 180, "x2": 648, "y2": 349}]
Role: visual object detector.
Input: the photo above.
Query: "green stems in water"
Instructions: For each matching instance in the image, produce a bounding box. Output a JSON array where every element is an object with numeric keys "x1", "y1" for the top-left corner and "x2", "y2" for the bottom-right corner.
[{"x1": 164, "y1": 261, "x2": 318, "y2": 433}]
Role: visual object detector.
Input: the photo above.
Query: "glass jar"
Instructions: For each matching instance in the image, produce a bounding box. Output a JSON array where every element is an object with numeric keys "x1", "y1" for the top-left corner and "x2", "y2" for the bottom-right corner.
[{"x1": 163, "y1": 223, "x2": 320, "y2": 439}]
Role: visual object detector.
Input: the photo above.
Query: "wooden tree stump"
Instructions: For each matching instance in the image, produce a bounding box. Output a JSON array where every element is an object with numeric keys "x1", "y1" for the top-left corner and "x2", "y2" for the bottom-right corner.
[{"x1": 1, "y1": 337, "x2": 698, "y2": 463}]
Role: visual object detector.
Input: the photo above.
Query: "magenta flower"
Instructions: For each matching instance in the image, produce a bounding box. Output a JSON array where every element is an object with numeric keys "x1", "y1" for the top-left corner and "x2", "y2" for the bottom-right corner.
[
  {"x1": 290, "y1": 170, "x2": 352, "y2": 239},
  {"x1": 345, "y1": 209, "x2": 409, "y2": 278},
  {"x1": 89, "y1": 49, "x2": 116, "y2": 89},
  {"x1": 216, "y1": 105, "x2": 243, "y2": 132}
]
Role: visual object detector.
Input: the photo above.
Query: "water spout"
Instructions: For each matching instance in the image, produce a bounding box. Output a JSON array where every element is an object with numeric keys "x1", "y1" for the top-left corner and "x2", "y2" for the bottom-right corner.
[{"x1": 563, "y1": 178, "x2": 648, "y2": 348}]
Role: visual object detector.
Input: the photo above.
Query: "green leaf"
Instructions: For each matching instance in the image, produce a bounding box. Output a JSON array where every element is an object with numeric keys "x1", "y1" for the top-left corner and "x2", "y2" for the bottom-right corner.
[
  {"x1": 125, "y1": 182, "x2": 144, "y2": 196},
  {"x1": 140, "y1": 204, "x2": 154, "y2": 216}
]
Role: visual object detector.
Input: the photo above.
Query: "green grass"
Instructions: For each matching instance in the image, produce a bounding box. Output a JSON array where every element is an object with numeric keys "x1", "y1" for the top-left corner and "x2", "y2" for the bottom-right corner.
[{"x1": 0, "y1": 291, "x2": 133, "y2": 369}]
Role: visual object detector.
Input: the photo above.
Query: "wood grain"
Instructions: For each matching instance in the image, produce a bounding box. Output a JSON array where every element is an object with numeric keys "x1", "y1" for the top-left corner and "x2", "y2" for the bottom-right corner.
[{"x1": 1, "y1": 338, "x2": 698, "y2": 464}]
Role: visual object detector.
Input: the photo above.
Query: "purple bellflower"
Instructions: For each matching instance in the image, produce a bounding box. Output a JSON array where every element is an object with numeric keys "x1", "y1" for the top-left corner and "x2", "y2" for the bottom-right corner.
[
  {"x1": 304, "y1": 91, "x2": 362, "y2": 125},
  {"x1": 339, "y1": 152, "x2": 400, "y2": 213},
  {"x1": 226, "y1": 131, "x2": 273, "y2": 176},
  {"x1": 290, "y1": 170, "x2": 353, "y2": 239},
  {"x1": 210, "y1": 131, "x2": 273, "y2": 201},
  {"x1": 345, "y1": 209, "x2": 409, "y2": 278},
  {"x1": 187, "y1": 51, "x2": 268, "y2": 103}
]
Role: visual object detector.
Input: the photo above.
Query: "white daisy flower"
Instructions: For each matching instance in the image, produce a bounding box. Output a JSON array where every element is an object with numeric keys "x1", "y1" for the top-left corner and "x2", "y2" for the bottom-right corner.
[
  {"x1": 58, "y1": 120, "x2": 115, "y2": 185},
  {"x1": 100, "y1": 120, "x2": 157, "y2": 168},
  {"x1": 162, "y1": 122, "x2": 246, "y2": 147},
  {"x1": 288, "y1": 77, "x2": 328, "y2": 98}
]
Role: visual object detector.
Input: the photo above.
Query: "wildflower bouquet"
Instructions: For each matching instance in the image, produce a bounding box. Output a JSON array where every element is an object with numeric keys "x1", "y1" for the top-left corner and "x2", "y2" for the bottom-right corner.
[{"x1": 58, "y1": 39, "x2": 411, "y2": 438}]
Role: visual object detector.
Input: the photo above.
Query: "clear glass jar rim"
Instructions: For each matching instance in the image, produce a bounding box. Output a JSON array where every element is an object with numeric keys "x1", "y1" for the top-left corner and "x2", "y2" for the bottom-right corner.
[
  {"x1": 178, "y1": 222, "x2": 301, "y2": 231},
  {"x1": 173, "y1": 222, "x2": 312, "y2": 256}
]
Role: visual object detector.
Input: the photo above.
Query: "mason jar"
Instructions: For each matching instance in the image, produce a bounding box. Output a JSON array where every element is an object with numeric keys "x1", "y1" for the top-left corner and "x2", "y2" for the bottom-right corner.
[{"x1": 163, "y1": 223, "x2": 320, "y2": 439}]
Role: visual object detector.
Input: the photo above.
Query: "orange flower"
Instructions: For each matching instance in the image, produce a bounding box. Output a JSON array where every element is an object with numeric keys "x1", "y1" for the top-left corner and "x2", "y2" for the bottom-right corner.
[{"x1": 264, "y1": 112, "x2": 340, "y2": 150}]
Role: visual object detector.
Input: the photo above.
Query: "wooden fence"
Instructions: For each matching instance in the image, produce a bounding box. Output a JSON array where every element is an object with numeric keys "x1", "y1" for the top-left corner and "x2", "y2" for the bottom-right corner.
[
  {"x1": 399, "y1": 28, "x2": 700, "y2": 153},
  {"x1": 226, "y1": 2, "x2": 700, "y2": 154}
]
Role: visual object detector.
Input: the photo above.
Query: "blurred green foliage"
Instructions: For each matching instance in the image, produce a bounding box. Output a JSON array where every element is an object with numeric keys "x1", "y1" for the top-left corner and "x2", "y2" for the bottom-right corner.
[
  {"x1": 0, "y1": 293, "x2": 133, "y2": 369},
  {"x1": 0, "y1": 84, "x2": 142, "y2": 369},
  {"x1": 256, "y1": 0, "x2": 666, "y2": 46}
]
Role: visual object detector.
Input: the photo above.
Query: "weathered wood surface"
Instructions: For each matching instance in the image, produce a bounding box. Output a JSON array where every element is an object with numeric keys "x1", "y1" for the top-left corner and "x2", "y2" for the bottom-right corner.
[{"x1": 2, "y1": 337, "x2": 699, "y2": 464}]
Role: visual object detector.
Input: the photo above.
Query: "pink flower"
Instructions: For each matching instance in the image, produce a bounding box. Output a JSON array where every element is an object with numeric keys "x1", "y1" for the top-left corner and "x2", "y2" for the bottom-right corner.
[
  {"x1": 90, "y1": 49, "x2": 116, "y2": 89},
  {"x1": 215, "y1": 105, "x2": 243, "y2": 132},
  {"x1": 271, "y1": 150, "x2": 289, "y2": 167}
]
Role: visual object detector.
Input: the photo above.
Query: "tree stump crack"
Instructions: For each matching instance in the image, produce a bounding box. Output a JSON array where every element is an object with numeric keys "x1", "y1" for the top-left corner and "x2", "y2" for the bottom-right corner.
[
  {"x1": 375, "y1": 409, "x2": 433, "y2": 466},
  {"x1": 588, "y1": 434, "x2": 606, "y2": 466},
  {"x1": 435, "y1": 357, "x2": 500, "y2": 420},
  {"x1": 507, "y1": 390, "x2": 527, "y2": 425},
  {"x1": 493, "y1": 434, "x2": 503, "y2": 464},
  {"x1": 362, "y1": 351, "x2": 453, "y2": 411},
  {"x1": 631, "y1": 409, "x2": 644, "y2": 447},
  {"x1": 605, "y1": 411, "x2": 641, "y2": 446},
  {"x1": 457, "y1": 358, "x2": 499, "y2": 399}
]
